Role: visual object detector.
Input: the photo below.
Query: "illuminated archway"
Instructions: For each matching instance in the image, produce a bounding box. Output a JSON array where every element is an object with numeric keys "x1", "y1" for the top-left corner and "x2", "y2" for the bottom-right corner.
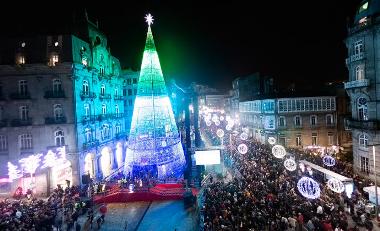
[
  {"x1": 100, "y1": 147, "x2": 112, "y2": 178},
  {"x1": 84, "y1": 153, "x2": 95, "y2": 178},
  {"x1": 116, "y1": 142, "x2": 123, "y2": 169}
]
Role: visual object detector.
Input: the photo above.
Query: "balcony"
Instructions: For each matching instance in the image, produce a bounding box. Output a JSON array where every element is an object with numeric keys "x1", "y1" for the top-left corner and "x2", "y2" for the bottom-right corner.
[
  {"x1": 11, "y1": 118, "x2": 32, "y2": 127},
  {"x1": 9, "y1": 92, "x2": 31, "y2": 100},
  {"x1": 114, "y1": 95, "x2": 124, "y2": 100},
  {"x1": 82, "y1": 115, "x2": 97, "y2": 123},
  {"x1": 45, "y1": 116, "x2": 67, "y2": 124},
  {"x1": 83, "y1": 140, "x2": 99, "y2": 149},
  {"x1": 99, "y1": 93, "x2": 111, "y2": 100},
  {"x1": 344, "y1": 79, "x2": 370, "y2": 89},
  {"x1": 80, "y1": 91, "x2": 96, "y2": 100},
  {"x1": 345, "y1": 52, "x2": 365, "y2": 65},
  {"x1": 345, "y1": 117, "x2": 378, "y2": 130},
  {"x1": 44, "y1": 90, "x2": 65, "y2": 98}
]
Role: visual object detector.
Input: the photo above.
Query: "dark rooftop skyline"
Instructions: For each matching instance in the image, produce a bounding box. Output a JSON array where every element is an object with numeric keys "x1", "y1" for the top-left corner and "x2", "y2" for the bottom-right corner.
[{"x1": 0, "y1": 1, "x2": 361, "y2": 90}]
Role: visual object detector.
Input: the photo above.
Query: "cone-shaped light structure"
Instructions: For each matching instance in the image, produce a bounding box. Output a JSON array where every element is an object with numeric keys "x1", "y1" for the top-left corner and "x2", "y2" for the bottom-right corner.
[{"x1": 124, "y1": 14, "x2": 186, "y2": 179}]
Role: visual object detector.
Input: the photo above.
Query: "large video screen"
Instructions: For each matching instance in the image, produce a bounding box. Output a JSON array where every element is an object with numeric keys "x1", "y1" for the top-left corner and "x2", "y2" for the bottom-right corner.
[{"x1": 194, "y1": 150, "x2": 221, "y2": 165}]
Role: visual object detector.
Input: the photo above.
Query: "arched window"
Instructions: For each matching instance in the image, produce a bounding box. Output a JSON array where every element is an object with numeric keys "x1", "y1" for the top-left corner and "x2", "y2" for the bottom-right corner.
[
  {"x1": 100, "y1": 84, "x2": 105, "y2": 96},
  {"x1": 82, "y1": 80, "x2": 89, "y2": 95},
  {"x1": 357, "y1": 97, "x2": 368, "y2": 121},
  {"x1": 0, "y1": 135, "x2": 8, "y2": 151},
  {"x1": 326, "y1": 114, "x2": 334, "y2": 125},
  {"x1": 355, "y1": 66, "x2": 364, "y2": 80},
  {"x1": 18, "y1": 80, "x2": 28, "y2": 95},
  {"x1": 53, "y1": 79, "x2": 62, "y2": 93},
  {"x1": 115, "y1": 104, "x2": 119, "y2": 114},
  {"x1": 85, "y1": 128, "x2": 92, "y2": 142},
  {"x1": 294, "y1": 115, "x2": 302, "y2": 127},
  {"x1": 19, "y1": 134, "x2": 32, "y2": 149},
  {"x1": 55, "y1": 130, "x2": 65, "y2": 146},
  {"x1": 101, "y1": 124, "x2": 110, "y2": 140},
  {"x1": 19, "y1": 106, "x2": 29, "y2": 121},
  {"x1": 278, "y1": 116, "x2": 286, "y2": 127},
  {"x1": 310, "y1": 115, "x2": 317, "y2": 126},
  {"x1": 54, "y1": 104, "x2": 63, "y2": 119},
  {"x1": 84, "y1": 103, "x2": 90, "y2": 117},
  {"x1": 102, "y1": 104, "x2": 107, "y2": 114},
  {"x1": 114, "y1": 88, "x2": 119, "y2": 97},
  {"x1": 115, "y1": 123, "x2": 121, "y2": 135},
  {"x1": 359, "y1": 133, "x2": 368, "y2": 148}
]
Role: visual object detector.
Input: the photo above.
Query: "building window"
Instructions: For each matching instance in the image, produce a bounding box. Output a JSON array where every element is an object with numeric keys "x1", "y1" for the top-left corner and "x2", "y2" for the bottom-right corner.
[
  {"x1": 82, "y1": 80, "x2": 89, "y2": 95},
  {"x1": 128, "y1": 89, "x2": 132, "y2": 96},
  {"x1": 85, "y1": 128, "x2": 92, "y2": 142},
  {"x1": 55, "y1": 130, "x2": 65, "y2": 147},
  {"x1": 354, "y1": 40, "x2": 363, "y2": 55},
  {"x1": 100, "y1": 84, "x2": 106, "y2": 96},
  {"x1": 19, "y1": 106, "x2": 29, "y2": 120},
  {"x1": 359, "y1": 133, "x2": 368, "y2": 148},
  {"x1": 0, "y1": 135, "x2": 7, "y2": 151},
  {"x1": 19, "y1": 80, "x2": 28, "y2": 95},
  {"x1": 357, "y1": 97, "x2": 368, "y2": 121},
  {"x1": 102, "y1": 104, "x2": 107, "y2": 114},
  {"x1": 114, "y1": 88, "x2": 118, "y2": 96},
  {"x1": 53, "y1": 79, "x2": 62, "y2": 92},
  {"x1": 326, "y1": 114, "x2": 334, "y2": 125},
  {"x1": 279, "y1": 136, "x2": 286, "y2": 146},
  {"x1": 127, "y1": 79, "x2": 131, "y2": 85},
  {"x1": 54, "y1": 104, "x2": 63, "y2": 119},
  {"x1": 84, "y1": 103, "x2": 90, "y2": 117},
  {"x1": 16, "y1": 55, "x2": 25, "y2": 65},
  {"x1": 278, "y1": 116, "x2": 286, "y2": 127},
  {"x1": 49, "y1": 54, "x2": 59, "y2": 66},
  {"x1": 123, "y1": 89, "x2": 127, "y2": 96},
  {"x1": 133, "y1": 78, "x2": 137, "y2": 84},
  {"x1": 355, "y1": 66, "x2": 364, "y2": 80},
  {"x1": 361, "y1": 156, "x2": 369, "y2": 173},
  {"x1": 294, "y1": 116, "x2": 302, "y2": 127},
  {"x1": 128, "y1": 99, "x2": 133, "y2": 106},
  {"x1": 296, "y1": 134, "x2": 302, "y2": 147},
  {"x1": 115, "y1": 104, "x2": 119, "y2": 114},
  {"x1": 311, "y1": 133, "x2": 318, "y2": 146},
  {"x1": 99, "y1": 65, "x2": 105, "y2": 76},
  {"x1": 310, "y1": 115, "x2": 317, "y2": 126},
  {"x1": 115, "y1": 123, "x2": 121, "y2": 135},
  {"x1": 19, "y1": 134, "x2": 32, "y2": 150},
  {"x1": 101, "y1": 124, "x2": 110, "y2": 140},
  {"x1": 328, "y1": 132, "x2": 334, "y2": 145},
  {"x1": 134, "y1": 89, "x2": 137, "y2": 95}
]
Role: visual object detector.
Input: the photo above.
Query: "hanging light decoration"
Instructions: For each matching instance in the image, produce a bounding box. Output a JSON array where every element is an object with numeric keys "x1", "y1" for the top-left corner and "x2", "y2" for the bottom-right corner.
[
  {"x1": 323, "y1": 155, "x2": 336, "y2": 167},
  {"x1": 216, "y1": 129, "x2": 225, "y2": 138},
  {"x1": 206, "y1": 120, "x2": 212, "y2": 126},
  {"x1": 327, "y1": 178, "x2": 345, "y2": 193},
  {"x1": 220, "y1": 116, "x2": 224, "y2": 121},
  {"x1": 215, "y1": 120, "x2": 220, "y2": 126},
  {"x1": 212, "y1": 114, "x2": 218, "y2": 122},
  {"x1": 237, "y1": 143, "x2": 248, "y2": 154},
  {"x1": 297, "y1": 176, "x2": 321, "y2": 199},
  {"x1": 240, "y1": 132, "x2": 248, "y2": 141},
  {"x1": 268, "y1": 137, "x2": 276, "y2": 145},
  {"x1": 226, "y1": 125, "x2": 232, "y2": 131},
  {"x1": 272, "y1": 145, "x2": 286, "y2": 159},
  {"x1": 284, "y1": 158, "x2": 297, "y2": 171}
]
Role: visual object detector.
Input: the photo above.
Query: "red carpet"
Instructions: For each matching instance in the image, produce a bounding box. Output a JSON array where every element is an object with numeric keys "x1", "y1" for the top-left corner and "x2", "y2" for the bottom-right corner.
[{"x1": 94, "y1": 183, "x2": 197, "y2": 204}]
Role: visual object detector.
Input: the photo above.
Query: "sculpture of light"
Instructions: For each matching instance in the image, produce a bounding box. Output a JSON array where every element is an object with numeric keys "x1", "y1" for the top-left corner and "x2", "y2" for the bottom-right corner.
[
  {"x1": 7, "y1": 162, "x2": 22, "y2": 181},
  {"x1": 206, "y1": 120, "x2": 212, "y2": 127},
  {"x1": 284, "y1": 158, "x2": 297, "y2": 171},
  {"x1": 116, "y1": 142, "x2": 123, "y2": 168},
  {"x1": 216, "y1": 129, "x2": 225, "y2": 138},
  {"x1": 124, "y1": 14, "x2": 185, "y2": 179},
  {"x1": 237, "y1": 143, "x2": 248, "y2": 154},
  {"x1": 297, "y1": 176, "x2": 321, "y2": 199},
  {"x1": 41, "y1": 150, "x2": 57, "y2": 169},
  {"x1": 268, "y1": 137, "x2": 276, "y2": 145},
  {"x1": 215, "y1": 120, "x2": 220, "y2": 126},
  {"x1": 327, "y1": 178, "x2": 345, "y2": 193},
  {"x1": 323, "y1": 155, "x2": 336, "y2": 167},
  {"x1": 19, "y1": 154, "x2": 42, "y2": 176},
  {"x1": 240, "y1": 132, "x2": 248, "y2": 141},
  {"x1": 272, "y1": 145, "x2": 286, "y2": 159}
]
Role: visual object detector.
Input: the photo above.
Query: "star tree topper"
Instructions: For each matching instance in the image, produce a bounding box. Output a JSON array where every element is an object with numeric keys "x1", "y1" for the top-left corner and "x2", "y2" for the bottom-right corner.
[{"x1": 145, "y1": 13, "x2": 154, "y2": 26}]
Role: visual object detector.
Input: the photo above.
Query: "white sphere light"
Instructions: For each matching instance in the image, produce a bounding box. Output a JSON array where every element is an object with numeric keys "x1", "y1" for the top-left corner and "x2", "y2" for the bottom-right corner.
[
  {"x1": 297, "y1": 176, "x2": 321, "y2": 199},
  {"x1": 215, "y1": 120, "x2": 220, "y2": 126},
  {"x1": 216, "y1": 129, "x2": 225, "y2": 138},
  {"x1": 323, "y1": 155, "x2": 336, "y2": 167},
  {"x1": 284, "y1": 158, "x2": 297, "y2": 171},
  {"x1": 272, "y1": 145, "x2": 287, "y2": 159},
  {"x1": 240, "y1": 132, "x2": 248, "y2": 141},
  {"x1": 206, "y1": 120, "x2": 212, "y2": 126},
  {"x1": 237, "y1": 143, "x2": 248, "y2": 154},
  {"x1": 268, "y1": 137, "x2": 276, "y2": 145},
  {"x1": 220, "y1": 116, "x2": 224, "y2": 121},
  {"x1": 327, "y1": 178, "x2": 345, "y2": 193}
]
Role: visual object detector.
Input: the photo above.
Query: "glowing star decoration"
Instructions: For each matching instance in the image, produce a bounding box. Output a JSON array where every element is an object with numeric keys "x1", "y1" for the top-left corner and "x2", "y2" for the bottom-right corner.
[
  {"x1": 268, "y1": 137, "x2": 276, "y2": 145},
  {"x1": 240, "y1": 132, "x2": 248, "y2": 141},
  {"x1": 237, "y1": 143, "x2": 248, "y2": 154},
  {"x1": 272, "y1": 145, "x2": 286, "y2": 159},
  {"x1": 327, "y1": 178, "x2": 345, "y2": 193},
  {"x1": 284, "y1": 158, "x2": 297, "y2": 171},
  {"x1": 216, "y1": 129, "x2": 225, "y2": 138},
  {"x1": 206, "y1": 120, "x2": 212, "y2": 126},
  {"x1": 297, "y1": 176, "x2": 321, "y2": 199},
  {"x1": 7, "y1": 162, "x2": 22, "y2": 181},
  {"x1": 323, "y1": 155, "x2": 336, "y2": 167},
  {"x1": 145, "y1": 13, "x2": 154, "y2": 26},
  {"x1": 41, "y1": 150, "x2": 58, "y2": 168},
  {"x1": 19, "y1": 154, "x2": 42, "y2": 175}
]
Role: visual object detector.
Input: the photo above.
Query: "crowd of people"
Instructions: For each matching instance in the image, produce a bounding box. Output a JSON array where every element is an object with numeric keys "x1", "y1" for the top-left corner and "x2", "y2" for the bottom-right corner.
[{"x1": 201, "y1": 132, "x2": 376, "y2": 231}]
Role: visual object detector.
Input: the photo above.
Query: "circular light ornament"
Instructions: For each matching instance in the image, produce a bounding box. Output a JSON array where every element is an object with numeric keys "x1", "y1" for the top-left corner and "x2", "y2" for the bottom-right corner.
[
  {"x1": 215, "y1": 120, "x2": 220, "y2": 126},
  {"x1": 220, "y1": 116, "x2": 224, "y2": 121},
  {"x1": 204, "y1": 118, "x2": 210, "y2": 123},
  {"x1": 268, "y1": 137, "x2": 276, "y2": 145},
  {"x1": 323, "y1": 155, "x2": 336, "y2": 167},
  {"x1": 212, "y1": 114, "x2": 218, "y2": 122},
  {"x1": 284, "y1": 158, "x2": 297, "y2": 171},
  {"x1": 206, "y1": 120, "x2": 212, "y2": 127},
  {"x1": 237, "y1": 143, "x2": 248, "y2": 154},
  {"x1": 327, "y1": 178, "x2": 345, "y2": 193},
  {"x1": 272, "y1": 145, "x2": 286, "y2": 159},
  {"x1": 226, "y1": 125, "x2": 232, "y2": 131},
  {"x1": 240, "y1": 132, "x2": 248, "y2": 141},
  {"x1": 216, "y1": 129, "x2": 225, "y2": 138},
  {"x1": 297, "y1": 176, "x2": 321, "y2": 199}
]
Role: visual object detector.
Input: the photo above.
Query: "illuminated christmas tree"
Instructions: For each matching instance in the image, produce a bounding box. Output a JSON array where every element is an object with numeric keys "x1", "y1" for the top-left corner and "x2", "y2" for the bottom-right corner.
[{"x1": 124, "y1": 14, "x2": 186, "y2": 179}]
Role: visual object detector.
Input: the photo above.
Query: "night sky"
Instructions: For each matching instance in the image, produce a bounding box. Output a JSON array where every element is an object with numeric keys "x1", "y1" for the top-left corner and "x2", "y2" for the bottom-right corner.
[{"x1": 0, "y1": 1, "x2": 361, "y2": 90}]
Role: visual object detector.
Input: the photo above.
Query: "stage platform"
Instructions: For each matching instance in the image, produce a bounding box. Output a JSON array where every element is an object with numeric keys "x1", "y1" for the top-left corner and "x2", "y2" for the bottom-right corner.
[{"x1": 94, "y1": 183, "x2": 198, "y2": 204}]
